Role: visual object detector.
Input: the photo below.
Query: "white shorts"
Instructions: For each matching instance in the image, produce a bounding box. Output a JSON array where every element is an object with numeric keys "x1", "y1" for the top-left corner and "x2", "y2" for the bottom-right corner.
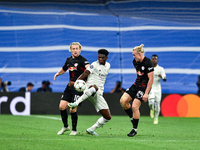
[
  {"x1": 87, "y1": 90, "x2": 109, "y2": 112},
  {"x1": 148, "y1": 90, "x2": 162, "y2": 103}
]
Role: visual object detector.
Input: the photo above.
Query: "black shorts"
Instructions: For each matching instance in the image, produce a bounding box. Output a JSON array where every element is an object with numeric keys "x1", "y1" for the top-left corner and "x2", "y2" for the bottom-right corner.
[
  {"x1": 126, "y1": 84, "x2": 146, "y2": 102},
  {"x1": 61, "y1": 85, "x2": 83, "y2": 103}
]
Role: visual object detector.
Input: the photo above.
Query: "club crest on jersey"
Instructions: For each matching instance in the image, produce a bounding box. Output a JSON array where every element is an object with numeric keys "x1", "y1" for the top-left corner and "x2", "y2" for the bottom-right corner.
[
  {"x1": 141, "y1": 66, "x2": 145, "y2": 70},
  {"x1": 137, "y1": 71, "x2": 144, "y2": 76},
  {"x1": 74, "y1": 63, "x2": 78, "y2": 67},
  {"x1": 68, "y1": 67, "x2": 77, "y2": 71}
]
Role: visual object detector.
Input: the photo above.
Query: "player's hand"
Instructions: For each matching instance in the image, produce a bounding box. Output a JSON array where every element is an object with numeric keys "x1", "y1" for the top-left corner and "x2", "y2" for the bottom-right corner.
[
  {"x1": 68, "y1": 81, "x2": 75, "y2": 87},
  {"x1": 142, "y1": 93, "x2": 148, "y2": 102},
  {"x1": 158, "y1": 74, "x2": 162, "y2": 78},
  {"x1": 54, "y1": 73, "x2": 59, "y2": 80}
]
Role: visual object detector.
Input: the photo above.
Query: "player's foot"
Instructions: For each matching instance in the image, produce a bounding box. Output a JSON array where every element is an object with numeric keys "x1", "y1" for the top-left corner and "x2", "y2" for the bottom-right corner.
[
  {"x1": 150, "y1": 110, "x2": 154, "y2": 118},
  {"x1": 67, "y1": 102, "x2": 78, "y2": 109},
  {"x1": 86, "y1": 128, "x2": 99, "y2": 136},
  {"x1": 127, "y1": 128, "x2": 137, "y2": 137},
  {"x1": 69, "y1": 130, "x2": 78, "y2": 135},
  {"x1": 57, "y1": 126, "x2": 70, "y2": 135},
  {"x1": 154, "y1": 119, "x2": 158, "y2": 124}
]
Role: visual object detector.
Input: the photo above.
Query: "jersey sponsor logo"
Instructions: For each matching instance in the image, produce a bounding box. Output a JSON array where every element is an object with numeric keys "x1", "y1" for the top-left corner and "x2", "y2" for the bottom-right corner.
[
  {"x1": 137, "y1": 70, "x2": 144, "y2": 76},
  {"x1": 99, "y1": 73, "x2": 107, "y2": 79},
  {"x1": 68, "y1": 67, "x2": 77, "y2": 71}
]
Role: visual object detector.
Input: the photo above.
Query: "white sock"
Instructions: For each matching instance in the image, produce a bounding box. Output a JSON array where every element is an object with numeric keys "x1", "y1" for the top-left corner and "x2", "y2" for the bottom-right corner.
[
  {"x1": 90, "y1": 117, "x2": 109, "y2": 131},
  {"x1": 75, "y1": 87, "x2": 96, "y2": 105},
  {"x1": 148, "y1": 99, "x2": 155, "y2": 111},
  {"x1": 154, "y1": 102, "x2": 160, "y2": 120}
]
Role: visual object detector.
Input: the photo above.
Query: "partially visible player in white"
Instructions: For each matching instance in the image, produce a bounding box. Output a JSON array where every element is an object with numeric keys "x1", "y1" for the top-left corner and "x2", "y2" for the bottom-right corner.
[
  {"x1": 68, "y1": 49, "x2": 111, "y2": 136},
  {"x1": 148, "y1": 54, "x2": 166, "y2": 124}
]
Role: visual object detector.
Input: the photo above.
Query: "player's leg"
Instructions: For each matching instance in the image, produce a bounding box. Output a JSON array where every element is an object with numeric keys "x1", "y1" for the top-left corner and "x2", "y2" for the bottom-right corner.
[
  {"x1": 120, "y1": 92, "x2": 133, "y2": 118},
  {"x1": 154, "y1": 92, "x2": 161, "y2": 124},
  {"x1": 127, "y1": 98, "x2": 141, "y2": 137},
  {"x1": 68, "y1": 85, "x2": 97, "y2": 108},
  {"x1": 87, "y1": 109, "x2": 111, "y2": 136},
  {"x1": 86, "y1": 94, "x2": 111, "y2": 136},
  {"x1": 69, "y1": 107, "x2": 78, "y2": 135},
  {"x1": 68, "y1": 94, "x2": 80, "y2": 135},
  {"x1": 57, "y1": 100, "x2": 70, "y2": 135},
  {"x1": 148, "y1": 91, "x2": 155, "y2": 118}
]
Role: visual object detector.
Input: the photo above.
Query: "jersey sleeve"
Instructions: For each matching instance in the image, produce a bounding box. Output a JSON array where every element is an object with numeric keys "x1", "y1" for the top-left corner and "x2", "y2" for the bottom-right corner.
[
  {"x1": 82, "y1": 57, "x2": 90, "y2": 67},
  {"x1": 160, "y1": 67, "x2": 166, "y2": 79},
  {"x1": 86, "y1": 61, "x2": 96, "y2": 73},
  {"x1": 146, "y1": 59, "x2": 154, "y2": 73},
  {"x1": 62, "y1": 59, "x2": 68, "y2": 71}
]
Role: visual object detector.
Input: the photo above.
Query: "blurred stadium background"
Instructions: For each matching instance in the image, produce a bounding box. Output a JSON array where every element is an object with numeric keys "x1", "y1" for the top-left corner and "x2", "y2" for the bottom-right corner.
[{"x1": 0, "y1": 0, "x2": 200, "y2": 94}]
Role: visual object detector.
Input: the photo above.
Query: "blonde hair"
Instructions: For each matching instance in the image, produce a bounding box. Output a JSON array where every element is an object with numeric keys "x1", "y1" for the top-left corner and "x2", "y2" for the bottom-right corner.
[
  {"x1": 133, "y1": 44, "x2": 144, "y2": 54},
  {"x1": 69, "y1": 42, "x2": 82, "y2": 52}
]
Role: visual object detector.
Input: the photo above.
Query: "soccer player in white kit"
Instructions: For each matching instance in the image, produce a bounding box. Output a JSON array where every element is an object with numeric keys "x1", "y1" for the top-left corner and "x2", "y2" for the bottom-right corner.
[
  {"x1": 68, "y1": 49, "x2": 111, "y2": 136},
  {"x1": 148, "y1": 54, "x2": 166, "y2": 124}
]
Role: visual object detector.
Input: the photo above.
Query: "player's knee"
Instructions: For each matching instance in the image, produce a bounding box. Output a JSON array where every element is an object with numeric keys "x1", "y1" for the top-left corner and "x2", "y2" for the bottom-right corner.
[
  {"x1": 132, "y1": 105, "x2": 139, "y2": 112},
  {"x1": 59, "y1": 104, "x2": 66, "y2": 110},
  {"x1": 89, "y1": 85, "x2": 98, "y2": 91},
  {"x1": 120, "y1": 97, "x2": 129, "y2": 108},
  {"x1": 120, "y1": 97, "x2": 125, "y2": 105}
]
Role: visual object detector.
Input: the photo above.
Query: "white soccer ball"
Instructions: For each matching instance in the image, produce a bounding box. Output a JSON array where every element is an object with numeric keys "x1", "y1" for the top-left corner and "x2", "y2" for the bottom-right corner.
[{"x1": 74, "y1": 80, "x2": 87, "y2": 92}]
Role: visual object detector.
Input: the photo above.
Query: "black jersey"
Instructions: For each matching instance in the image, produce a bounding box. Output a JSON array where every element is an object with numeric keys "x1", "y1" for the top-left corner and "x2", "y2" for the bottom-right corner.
[
  {"x1": 133, "y1": 57, "x2": 154, "y2": 87},
  {"x1": 62, "y1": 55, "x2": 89, "y2": 82}
]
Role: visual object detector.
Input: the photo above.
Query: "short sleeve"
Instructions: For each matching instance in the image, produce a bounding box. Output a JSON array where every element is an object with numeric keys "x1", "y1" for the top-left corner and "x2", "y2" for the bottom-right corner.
[
  {"x1": 146, "y1": 59, "x2": 154, "y2": 73},
  {"x1": 86, "y1": 62, "x2": 96, "y2": 73}
]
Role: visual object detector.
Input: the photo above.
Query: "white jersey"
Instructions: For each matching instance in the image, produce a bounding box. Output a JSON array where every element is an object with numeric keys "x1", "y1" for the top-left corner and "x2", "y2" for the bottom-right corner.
[
  {"x1": 86, "y1": 60, "x2": 110, "y2": 94},
  {"x1": 151, "y1": 64, "x2": 166, "y2": 93}
]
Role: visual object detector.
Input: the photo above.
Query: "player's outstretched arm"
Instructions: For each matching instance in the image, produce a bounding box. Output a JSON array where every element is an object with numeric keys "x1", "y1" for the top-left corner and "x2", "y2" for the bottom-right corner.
[{"x1": 54, "y1": 68, "x2": 66, "y2": 80}]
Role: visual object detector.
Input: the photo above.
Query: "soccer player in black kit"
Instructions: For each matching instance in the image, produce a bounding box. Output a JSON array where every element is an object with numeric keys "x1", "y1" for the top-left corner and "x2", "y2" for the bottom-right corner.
[
  {"x1": 54, "y1": 42, "x2": 90, "y2": 135},
  {"x1": 120, "y1": 44, "x2": 154, "y2": 137}
]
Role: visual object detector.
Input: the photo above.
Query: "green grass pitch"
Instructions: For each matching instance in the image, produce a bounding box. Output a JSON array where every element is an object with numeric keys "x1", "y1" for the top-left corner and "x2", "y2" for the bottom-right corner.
[{"x1": 0, "y1": 115, "x2": 199, "y2": 150}]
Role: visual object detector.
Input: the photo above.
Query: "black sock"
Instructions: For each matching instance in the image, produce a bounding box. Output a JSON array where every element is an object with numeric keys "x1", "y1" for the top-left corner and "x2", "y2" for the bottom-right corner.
[
  {"x1": 125, "y1": 108, "x2": 133, "y2": 118},
  {"x1": 71, "y1": 112, "x2": 78, "y2": 131},
  {"x1": 131, "y1": 118, "x2": 139, "y2": 129},
  {"x1": 60, "y1": 109, "x2": 68, "y2": 127}
]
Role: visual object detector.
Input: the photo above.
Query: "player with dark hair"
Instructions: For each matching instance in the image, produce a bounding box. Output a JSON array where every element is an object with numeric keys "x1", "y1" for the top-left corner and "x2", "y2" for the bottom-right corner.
[
  {"x1": 54, "y1": 42, "x2": 90, "y2": 135},
  {"x1": 120, "y1": 44, "x2": 154, "y2": 137},
  {"x1": 68, "y1": 49, "x2": 111, "y2": 136},
  {"x1": 148, "y1": 54, "x2": 166, "y2": 124}
]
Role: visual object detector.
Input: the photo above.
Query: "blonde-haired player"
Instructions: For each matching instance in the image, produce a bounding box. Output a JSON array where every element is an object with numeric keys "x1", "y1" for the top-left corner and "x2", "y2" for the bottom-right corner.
[
  {"x1": 148, "y1": 54, "x2": 166, "y2": 124},
  {"x1": 54, "y1": 42, "x2": 90, "y2": 135},
  {"x1": 120, "y1": 44, "x2": 154, "y2": 137}
]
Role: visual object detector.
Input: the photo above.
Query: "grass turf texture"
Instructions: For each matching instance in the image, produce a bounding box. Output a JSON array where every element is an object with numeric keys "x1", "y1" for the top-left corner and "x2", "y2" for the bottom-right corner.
[{"x1": 0, "y1": 115, "x2": 199, "y2": 150}]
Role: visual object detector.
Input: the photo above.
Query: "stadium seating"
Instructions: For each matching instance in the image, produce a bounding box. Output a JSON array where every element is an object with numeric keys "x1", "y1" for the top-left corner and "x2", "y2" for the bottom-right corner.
[{"x1": 0, "y1": 1, "x2": 199, "y2": 93}]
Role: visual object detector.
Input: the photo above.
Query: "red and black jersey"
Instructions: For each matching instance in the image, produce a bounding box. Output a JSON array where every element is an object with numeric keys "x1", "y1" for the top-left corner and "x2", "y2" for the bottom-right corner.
[
  {"x1": 62, "y1": 55, "x2": 89, "y2": 82},
  {"x1": 133, "y1": 57, "x2": 154, "y2": 87}
]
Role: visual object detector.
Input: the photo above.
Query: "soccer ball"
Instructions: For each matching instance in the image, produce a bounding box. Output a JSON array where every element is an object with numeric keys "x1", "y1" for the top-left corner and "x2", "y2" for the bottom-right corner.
[{"x1": 74, "y1": 80, "x2": 87, "y2": 92}]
